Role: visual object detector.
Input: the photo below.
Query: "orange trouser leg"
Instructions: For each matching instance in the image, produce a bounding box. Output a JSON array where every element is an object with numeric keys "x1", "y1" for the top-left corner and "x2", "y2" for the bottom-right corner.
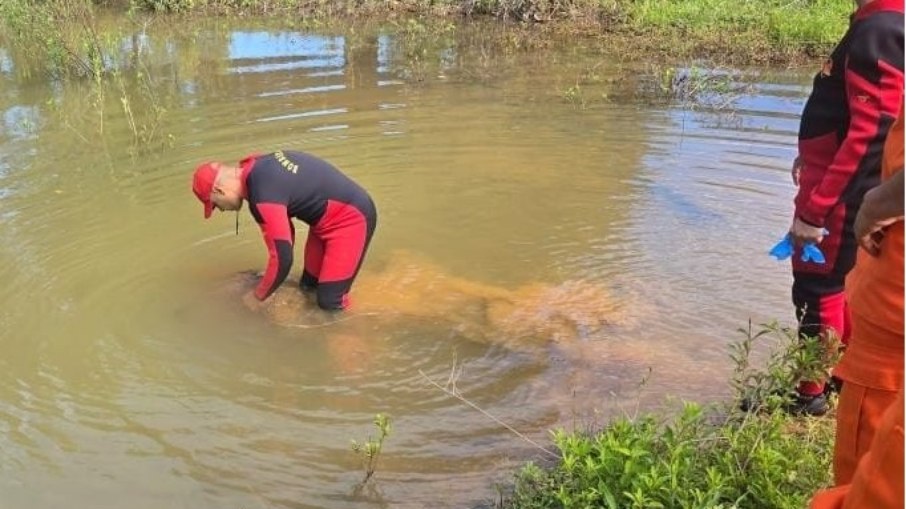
[
  {"x1": 811, "y1": 390, "x2": 904, "y2": 509},
  {"x1": 833, "y1": 383, "x2": 899, "y2": 485}
]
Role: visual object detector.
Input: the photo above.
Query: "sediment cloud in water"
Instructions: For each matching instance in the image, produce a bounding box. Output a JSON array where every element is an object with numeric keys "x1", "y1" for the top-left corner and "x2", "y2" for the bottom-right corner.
[{"x1": 221, "y1": 250, "x2": 633, "y2": 349}]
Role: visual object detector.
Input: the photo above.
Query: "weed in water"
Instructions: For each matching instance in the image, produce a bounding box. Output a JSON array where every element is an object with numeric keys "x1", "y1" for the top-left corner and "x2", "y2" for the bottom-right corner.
[{"x1": 351, "y1": 413, "x2": 392, "y2": 485}]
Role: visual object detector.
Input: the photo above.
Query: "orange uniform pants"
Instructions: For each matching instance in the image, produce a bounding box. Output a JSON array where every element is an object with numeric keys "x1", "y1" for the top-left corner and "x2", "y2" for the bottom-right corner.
[
  {"x1": 832, "y1": 383, "x2": 899, "y2": 485},
  {"x1": 810, "y1": 390, "x2": 904, "y2": 509}
]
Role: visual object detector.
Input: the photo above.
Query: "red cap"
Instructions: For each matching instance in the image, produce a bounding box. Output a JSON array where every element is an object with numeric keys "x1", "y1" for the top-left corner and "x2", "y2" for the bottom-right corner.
[{"x1": 192, "y1": 162, "x2": 218, "y2": 219}]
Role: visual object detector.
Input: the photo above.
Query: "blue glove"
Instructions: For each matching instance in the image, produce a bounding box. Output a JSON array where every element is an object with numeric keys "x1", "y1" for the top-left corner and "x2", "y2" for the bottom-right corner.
[
  {"x1": 768, "y1": 233, "x2": 827, "y2": 264},
  {"x1": 801, "y1": 243, "x2": 825, "y2": 264},
  {"x1": 768, "y1": 234, "x2": 795, "y2": 260}
]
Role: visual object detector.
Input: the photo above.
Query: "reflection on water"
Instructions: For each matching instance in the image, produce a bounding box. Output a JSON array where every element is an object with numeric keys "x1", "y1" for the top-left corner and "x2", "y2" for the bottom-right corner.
[{"x1": 0, "y1": 19, "x2": 810, "y2": 508}]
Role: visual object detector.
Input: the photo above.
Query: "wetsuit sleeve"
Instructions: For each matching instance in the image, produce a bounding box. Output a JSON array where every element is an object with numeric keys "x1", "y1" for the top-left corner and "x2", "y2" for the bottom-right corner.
[
  {"x1": 799, "y1": 20, "x2": 905, "y2": 227},
  {"x1": 252, "y1": 202, "x2": 294, "y2": 300}
]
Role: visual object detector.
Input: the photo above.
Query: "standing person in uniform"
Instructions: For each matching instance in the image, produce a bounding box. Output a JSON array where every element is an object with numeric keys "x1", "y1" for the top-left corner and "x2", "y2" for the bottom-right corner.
[
  {"x1": 191, "y1": 150, "x2": 377, "y2": 311},
  {"x1": 785, "y1": 0, "x2": 903, "y2": 415},
  {"x1": 809, "y1": 105, "x2": 904, "y2": 509}
]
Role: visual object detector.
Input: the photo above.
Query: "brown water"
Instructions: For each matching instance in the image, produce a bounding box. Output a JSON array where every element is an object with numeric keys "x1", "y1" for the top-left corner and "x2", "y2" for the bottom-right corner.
[{"x1": 0, "y1": 18, "x2": 815, "y2": 509}]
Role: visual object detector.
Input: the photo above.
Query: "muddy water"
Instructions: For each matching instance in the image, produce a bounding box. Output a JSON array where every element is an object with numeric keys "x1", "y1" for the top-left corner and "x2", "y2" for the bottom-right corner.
[{"x1": 0, "y1": 18, "x2": 812, "y2": 509}]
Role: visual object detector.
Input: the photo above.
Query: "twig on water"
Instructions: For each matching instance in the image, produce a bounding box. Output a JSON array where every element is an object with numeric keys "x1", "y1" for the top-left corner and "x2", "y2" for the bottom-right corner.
[{"x1": 418, "y1": 367, "x2": 559, "y2": 459}]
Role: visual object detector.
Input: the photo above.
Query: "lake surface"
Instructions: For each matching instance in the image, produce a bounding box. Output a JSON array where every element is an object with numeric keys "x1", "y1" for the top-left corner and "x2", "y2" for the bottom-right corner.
[{"x1": 0, "y1": 17, "x2": 814, "y2": 508}]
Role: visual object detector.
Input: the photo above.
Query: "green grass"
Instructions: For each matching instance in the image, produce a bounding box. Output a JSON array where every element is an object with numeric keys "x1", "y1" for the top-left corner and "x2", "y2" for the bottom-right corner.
[
  {"x1": 497, "y1": 321, "x2": 839, "y2": 508},
  {"x1": 626, "y1": 0, "x2": 849, "y2": 40},
  {"x1": 623, "y1": 0, "x2": 852, "y2": 58},
  {"x1": 1, "y1": 0, "x2": 853, "y2": 66}
]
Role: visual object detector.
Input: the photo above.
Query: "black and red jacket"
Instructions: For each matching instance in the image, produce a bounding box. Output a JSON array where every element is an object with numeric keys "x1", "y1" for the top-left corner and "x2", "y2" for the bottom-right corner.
[
  {"x1": 239, "y1": 151, "x2": 374, "y2": 300},
  {"x1": 796, "y1": 0, "x2": 904, "y2": 228}
]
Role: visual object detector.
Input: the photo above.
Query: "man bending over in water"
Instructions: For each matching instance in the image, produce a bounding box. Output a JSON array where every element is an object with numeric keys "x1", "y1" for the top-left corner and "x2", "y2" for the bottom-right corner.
[{"x1": 192, "y1": 150, "x2": 377, "y2": 311}]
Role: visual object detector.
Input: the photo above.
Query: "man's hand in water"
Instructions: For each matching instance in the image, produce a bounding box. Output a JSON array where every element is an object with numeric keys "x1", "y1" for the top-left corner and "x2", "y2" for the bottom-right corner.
[
  {"x1": 239, "y1": 270, "x2": 264, "y2": 285},
  {"x1": 242, "y1": 290, "x2": 265, "y2": 311}
]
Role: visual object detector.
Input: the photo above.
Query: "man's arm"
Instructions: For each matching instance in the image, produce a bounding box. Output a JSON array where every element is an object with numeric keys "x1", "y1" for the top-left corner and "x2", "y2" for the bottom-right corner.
[
  {"x1": 252, "y1": 202, "x2": 294, "y2": 300},
  {"x1": 854, "y1": 169, "x2": 904, "y2": 256},
  {"x1": 798, "y1": 21, "x2": 904, "y2": 228}
]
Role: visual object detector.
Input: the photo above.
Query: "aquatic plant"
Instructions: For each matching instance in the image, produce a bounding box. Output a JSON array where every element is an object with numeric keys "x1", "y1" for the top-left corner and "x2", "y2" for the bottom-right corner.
[
  {"x1": 0, "y1": 1, "x2": 177, "y2": 151},
  {"x1": 0, "y1": 0, "x2": 107, "y2": 79},
  {"x1": 391, "y1": 17, "x2": 457, "y2": 84},
  {"x1": 351, "y1": 413, "x2": 392, "y2": 485}
]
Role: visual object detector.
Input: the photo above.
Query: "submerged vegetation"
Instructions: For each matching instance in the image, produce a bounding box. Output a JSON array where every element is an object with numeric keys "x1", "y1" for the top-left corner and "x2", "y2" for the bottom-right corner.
[{"x1": 494, "y1": 322, "x2": 838, "y2": 508}]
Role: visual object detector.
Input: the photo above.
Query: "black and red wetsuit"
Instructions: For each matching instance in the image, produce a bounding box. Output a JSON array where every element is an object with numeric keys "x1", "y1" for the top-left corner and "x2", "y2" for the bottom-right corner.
[
  {"x1": 793, "y1": 0, "x2": 903, "y2": 395},
  {"x1": 239, "y1": 151, "x2": 377, "y2": 310}
]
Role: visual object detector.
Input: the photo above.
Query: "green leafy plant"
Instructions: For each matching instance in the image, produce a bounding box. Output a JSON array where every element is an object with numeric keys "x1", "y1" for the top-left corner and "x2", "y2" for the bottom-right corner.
[
  {"x1": 351, "y1": 413, "x2": 392, "y2": 484},
  {"x1": 498, "y1": 321, "x2": 837, "y2": 508},
  {"x1": 731, "y1": 319, "x2": 842, "y2": 413}
]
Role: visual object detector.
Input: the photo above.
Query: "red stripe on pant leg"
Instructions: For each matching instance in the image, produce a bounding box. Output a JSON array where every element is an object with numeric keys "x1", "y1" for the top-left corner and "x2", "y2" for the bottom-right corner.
[
  {"x1": 799, "y1": 382, "x2": 826, "y2": 396},
  {"x1": 318, "y1": 222, "x2": 367, "y2": 283},
  {"x1": 819, "y1": 291, "x2": 847, "y2": 347},
  {"x1": 304, "y1": 230, "x2": 324, "y2": 280},
  {"x1": 800, "y1": 291, "x2": 848, "y2": 396},
  {"x1": 314, "y1": 203, "x2": 368, "y2": 283},
  {"x1": 310, "y1": 200, "x2": 372, "y2": 309}
]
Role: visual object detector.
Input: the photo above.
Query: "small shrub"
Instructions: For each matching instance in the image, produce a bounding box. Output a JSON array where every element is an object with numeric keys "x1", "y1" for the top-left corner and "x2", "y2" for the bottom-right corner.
[
  {"x1": 351, "y1": 413, "x2": 392, "y2": 485},
  {"x1": 499, "y1": 321, "x2": 837, "y2": 509}
]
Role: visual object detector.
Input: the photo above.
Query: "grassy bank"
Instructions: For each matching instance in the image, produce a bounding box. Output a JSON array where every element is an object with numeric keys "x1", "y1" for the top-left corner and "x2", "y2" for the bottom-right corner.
[
  {"x1": 493, "y1": 322, "x2": 839, "y2": 508},
  {"x1": 131, "y1": 0, "x2": 853, "y2": 62},
  {"x1": 1, "y1": 0, "x2": 853, "y2": 66},
  {"x1": 617, "y1": 0, "x2": 852, "y2": 62}
]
